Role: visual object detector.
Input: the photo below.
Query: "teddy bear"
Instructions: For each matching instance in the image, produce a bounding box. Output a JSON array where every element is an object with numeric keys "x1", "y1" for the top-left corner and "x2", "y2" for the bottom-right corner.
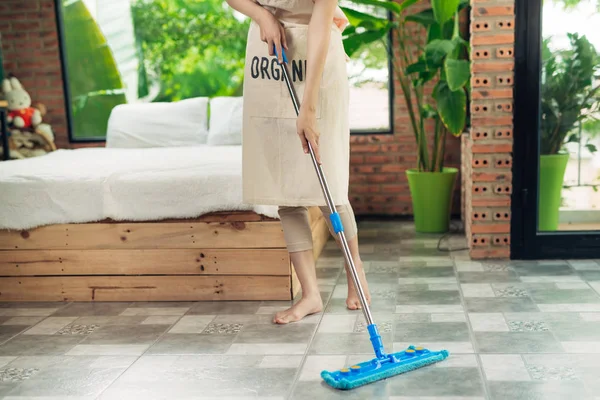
[{"x1": 2, "y1": 76, "x2": 42, "y2": 129}]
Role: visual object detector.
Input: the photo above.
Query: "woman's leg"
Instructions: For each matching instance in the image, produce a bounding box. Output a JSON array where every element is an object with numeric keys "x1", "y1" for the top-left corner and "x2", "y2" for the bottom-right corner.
[
  {"x1": 274, "y1": 206, "x2": 323, "y2": 324},
  {"x1": 319, "y1": 203, "x2": 371, "y2": 310}
]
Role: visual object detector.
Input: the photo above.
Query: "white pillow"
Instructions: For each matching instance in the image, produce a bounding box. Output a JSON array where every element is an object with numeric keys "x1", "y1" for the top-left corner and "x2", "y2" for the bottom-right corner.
[
  {"x1": 106, "y1": 97, "x2": 209, "y2": 148},
  {"x1": 207, "y1": 97, "x2": 243, "y2": 145}
]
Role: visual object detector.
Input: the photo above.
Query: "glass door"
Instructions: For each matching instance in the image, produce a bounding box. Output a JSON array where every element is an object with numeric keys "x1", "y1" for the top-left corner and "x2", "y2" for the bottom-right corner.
[{"x1": 512, "y1": 0, "x2": 600, "y2": 259}]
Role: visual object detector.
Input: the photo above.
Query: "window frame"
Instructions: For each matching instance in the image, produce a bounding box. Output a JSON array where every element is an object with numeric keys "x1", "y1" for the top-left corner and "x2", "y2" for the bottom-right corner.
[{"x1": 55, "y1": 2, "x2": 394, "y2": 142}]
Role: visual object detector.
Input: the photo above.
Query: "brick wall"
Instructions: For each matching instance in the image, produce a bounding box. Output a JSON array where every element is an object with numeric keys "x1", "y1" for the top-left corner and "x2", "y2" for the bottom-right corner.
[
  {"x1": 463, "y1": 0, "x2": 515, "y2": 259},
  {"x1": 0, "y1": 0, "x2": 69, "y2": 149}
]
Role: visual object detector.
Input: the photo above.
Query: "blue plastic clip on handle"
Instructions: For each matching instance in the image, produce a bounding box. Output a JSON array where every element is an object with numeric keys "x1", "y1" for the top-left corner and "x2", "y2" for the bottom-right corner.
[
  {"x1": 329, "y1": 213, "x2": 344, "y2": 234},
  {"x1": 273, "y1": 45, "x2": 288, "y2": 63}
]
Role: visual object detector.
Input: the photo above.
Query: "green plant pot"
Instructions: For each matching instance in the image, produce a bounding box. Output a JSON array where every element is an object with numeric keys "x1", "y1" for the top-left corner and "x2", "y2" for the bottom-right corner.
[
  {"x1": 406, "y1": 168, "x2": 458, "y2": 233},
  {"x1": 538, "y1": 153, "x2": 569, "y2": 231}
]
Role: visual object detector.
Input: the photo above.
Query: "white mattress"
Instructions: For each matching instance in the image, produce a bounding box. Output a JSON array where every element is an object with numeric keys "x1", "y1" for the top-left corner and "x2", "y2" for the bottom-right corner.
[{"x1": 0, "y1": 146, "x2": 279, "y2": 230}]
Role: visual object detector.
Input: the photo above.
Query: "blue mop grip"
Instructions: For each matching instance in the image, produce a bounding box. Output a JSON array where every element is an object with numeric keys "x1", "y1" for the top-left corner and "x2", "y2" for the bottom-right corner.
[
  {"x1": 329, "y1": 212, "x2": 344, "y2": 234},
  {"x1": 367, "y1": 324, "x2": 386, "y2": 359},
  {"x1": 273, "y1": 45, "x2": 288, "y2": 63}
]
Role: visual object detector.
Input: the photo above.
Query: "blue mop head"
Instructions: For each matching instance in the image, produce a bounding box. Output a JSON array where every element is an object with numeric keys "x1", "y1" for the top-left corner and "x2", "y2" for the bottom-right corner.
[{"x1": 320, "y1": 345, "x2": 449, "y2": 390}]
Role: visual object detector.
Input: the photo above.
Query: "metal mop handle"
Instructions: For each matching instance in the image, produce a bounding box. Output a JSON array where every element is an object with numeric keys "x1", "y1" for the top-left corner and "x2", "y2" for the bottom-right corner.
[{"x1": 275, "y1": 48, "x2": 375, "y2": 328}]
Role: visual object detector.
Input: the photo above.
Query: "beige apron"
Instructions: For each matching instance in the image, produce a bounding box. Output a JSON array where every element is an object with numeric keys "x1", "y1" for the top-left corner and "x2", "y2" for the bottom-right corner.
[{"x1": 242, "y1": 0, "x2": 350, "y2": 207}]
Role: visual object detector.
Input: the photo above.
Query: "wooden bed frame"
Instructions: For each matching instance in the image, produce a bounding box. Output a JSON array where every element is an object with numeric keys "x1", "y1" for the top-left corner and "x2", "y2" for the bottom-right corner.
[{"x1": 0, "y1": 207, "x2": 330, "y2": 302}]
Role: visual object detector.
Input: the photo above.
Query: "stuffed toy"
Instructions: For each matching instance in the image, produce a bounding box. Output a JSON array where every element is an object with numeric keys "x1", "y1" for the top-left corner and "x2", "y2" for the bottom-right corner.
[
  {"x1": 0, "y1": 75, "x2": 56, "y2": 160},
  {"x1": 2, "y1": 76, "x2": 42, "y2": 129}
]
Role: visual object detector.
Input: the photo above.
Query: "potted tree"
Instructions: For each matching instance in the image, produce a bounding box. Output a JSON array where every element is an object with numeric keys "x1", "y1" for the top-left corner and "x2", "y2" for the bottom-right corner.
[
  {"x1": 342, "y1": 0, "x2": 470, "y2": 232},
  {"x1": 539, "y1": 33, "x2": 599, "y2": 231}
]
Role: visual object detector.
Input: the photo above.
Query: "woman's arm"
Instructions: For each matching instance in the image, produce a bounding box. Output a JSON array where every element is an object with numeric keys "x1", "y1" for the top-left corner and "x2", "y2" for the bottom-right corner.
[
  {"x1": 296, "y1": 0, "x2": 338, "y2": 163},
  {"x1": 303, "y1": 0, "x2": 338, "y2": 112},
  {"x1": 225, "y1": 0, "x2": 287, "y2": 62},
  {"x1": 224, "y1": 0, "x2": 267, "y2": 24}
]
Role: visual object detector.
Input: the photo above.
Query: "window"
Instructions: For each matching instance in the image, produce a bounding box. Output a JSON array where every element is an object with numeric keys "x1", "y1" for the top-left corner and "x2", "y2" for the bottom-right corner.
[{"x1": 57, "y1": 0, "x2": 392, "y2": 141}]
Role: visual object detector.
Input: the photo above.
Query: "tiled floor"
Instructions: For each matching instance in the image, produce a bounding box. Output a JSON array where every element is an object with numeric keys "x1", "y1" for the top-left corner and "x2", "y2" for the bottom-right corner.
[{"x1": 0, "y1": 221, "x2": 599, "y2": 399}]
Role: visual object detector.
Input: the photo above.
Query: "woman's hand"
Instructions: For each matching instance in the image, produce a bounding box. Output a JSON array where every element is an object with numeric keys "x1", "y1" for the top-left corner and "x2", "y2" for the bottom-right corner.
[
  {"x1": 297, "y1": 106, "x2": 321, "y2": 164},
  {"x1": 257, "y1": 11, "x2": 288, "y2": 63}
]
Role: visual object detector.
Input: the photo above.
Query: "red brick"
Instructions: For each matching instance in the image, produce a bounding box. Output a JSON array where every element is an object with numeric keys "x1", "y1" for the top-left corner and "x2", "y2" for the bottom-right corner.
[
  {"x1": 380, "y1": 164, "x2": 405, "y2": 173},
  {"x1": 381, "y1": 185, "x2": 408, "y2": 194},
  {"x1": 472, "y1": 235, "x2": 492, "y2": 247},
  {"x1": 351, "y1": 144, "x2": 381, "y2": 153},
  {"x1": 492, "y1": 235, "x2": 511, "y2": 246},
  {"x1": 470, "y1": 248, "x2": 511, "y2": 259},
  {"x1": 472, "y1": 62, "x2": 514, "y2": 73},
  {"x1": 472, "y1": 144, "x2": 513, "y2": 153},
  {"x1": 472, "y1": 34, "x2": 514, "y2": 46},
  {"x1": 472, "y1": 89, "x2": 513, "y2": 100},
  {"x1": 351, "y1": 185, "x2": 380, "y2": 194},
  {"x1": 473, "y1": 6, "x2": 515, "y2": 17},
  {"x1": 471, "y1": 223, "x2": 511, "y2": 234},
  {"x1": 353, "y1": 165, "x2": 376, "y2": 174},
  {"x1": 350, "y1": 155, "x2": 365, "y2": 164},
  {"x1": 473, "y1": 172, "x2": 512, "y2": 182},
  {"x1": 365, "y1": 155, "x2": 393, "y2": 164},
  {"x1": 349, "y1": 175, "x2": 367, "y2": 184},
  {"x1": 472, "y1": 198, "x2": 511, "y2": 207},
  {"x1": 471, "y1": 116, "x2": 514, "y2": 126},
  {"x1": 367, "y1": 175, "x2": 398, "y2": 184}
]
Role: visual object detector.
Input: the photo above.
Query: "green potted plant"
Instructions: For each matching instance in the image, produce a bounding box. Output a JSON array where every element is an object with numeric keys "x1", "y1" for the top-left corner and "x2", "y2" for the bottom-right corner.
[
  {"x1": 342, "y1": 0, "x2": 470, "y2": 232},
  {"x1": 539, "y1": 33, "x2": 599, "y2": 231}
]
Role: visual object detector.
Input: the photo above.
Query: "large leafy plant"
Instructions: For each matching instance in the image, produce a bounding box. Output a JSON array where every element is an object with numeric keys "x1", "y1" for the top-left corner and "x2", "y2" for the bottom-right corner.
[
  {"x1": 540, "y1": 33, "x2": 600, "y2": 155},
  {"x1": 342, "y1": 0, "x2": 470, "y2": 172}
]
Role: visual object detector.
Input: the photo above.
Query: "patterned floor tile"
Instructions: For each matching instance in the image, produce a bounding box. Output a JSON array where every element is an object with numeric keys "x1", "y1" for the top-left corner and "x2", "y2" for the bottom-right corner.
[
  {"x1": 508, "y1": 320, "x2": 550, "y2": 332},
  {"x1": 526, "y1": 365, "x2": 578, "y2": 381},
  {"x1": 0, "y1": 367, "x2": 38, "y2": 383},
  {"x1": 57, "y1": 324, "x2": 99, "y2": 335},
  {"x1": 494, "y1": 285, "x2": 528, "y2": 297},
  {"x1": 202, "y1": 323, "x2": 243, "y2": 335}
]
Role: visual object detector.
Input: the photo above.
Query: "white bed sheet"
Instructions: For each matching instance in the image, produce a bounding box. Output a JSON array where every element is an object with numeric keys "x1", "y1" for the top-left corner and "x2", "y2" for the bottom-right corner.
[{"x1": 0, "y1": 146, "x2": 279, "y2": 230}]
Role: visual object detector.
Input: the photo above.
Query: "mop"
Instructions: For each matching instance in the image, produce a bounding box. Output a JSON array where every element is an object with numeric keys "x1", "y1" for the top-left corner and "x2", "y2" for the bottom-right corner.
[{"x1": 274, "y1": 47, "x2": 449, "y2": 390}]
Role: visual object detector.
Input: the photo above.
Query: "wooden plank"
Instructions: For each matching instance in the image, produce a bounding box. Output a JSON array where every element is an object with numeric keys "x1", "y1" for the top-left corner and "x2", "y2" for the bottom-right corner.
[
  {"x1": 0, "y1": 248, "x2": 290, "y2": 276},
  {"x1": 93, "y1": 211, "x2": 274, "y2": 224},
  {"x1": 0, "y1": 221, "x2": 285, "y2": 250},
  {"x1": 0, "y1": 275, "x2": 291, "y2": 302}
]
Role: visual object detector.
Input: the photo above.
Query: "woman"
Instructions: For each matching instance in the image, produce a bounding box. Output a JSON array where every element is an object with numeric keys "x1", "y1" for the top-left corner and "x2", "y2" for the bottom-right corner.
[{"x1": 226, "y1": 0, "x2": 370, "y2": 324}]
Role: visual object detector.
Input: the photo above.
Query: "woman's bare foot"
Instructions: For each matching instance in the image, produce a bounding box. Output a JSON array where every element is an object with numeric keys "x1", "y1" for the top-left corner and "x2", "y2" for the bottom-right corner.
[
  {"x1": 273, "y1": 294, "x2": 323, "y2": 324},
  {"x1": 346, "y1": 262, "x2": 371, "y2": 310}
]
